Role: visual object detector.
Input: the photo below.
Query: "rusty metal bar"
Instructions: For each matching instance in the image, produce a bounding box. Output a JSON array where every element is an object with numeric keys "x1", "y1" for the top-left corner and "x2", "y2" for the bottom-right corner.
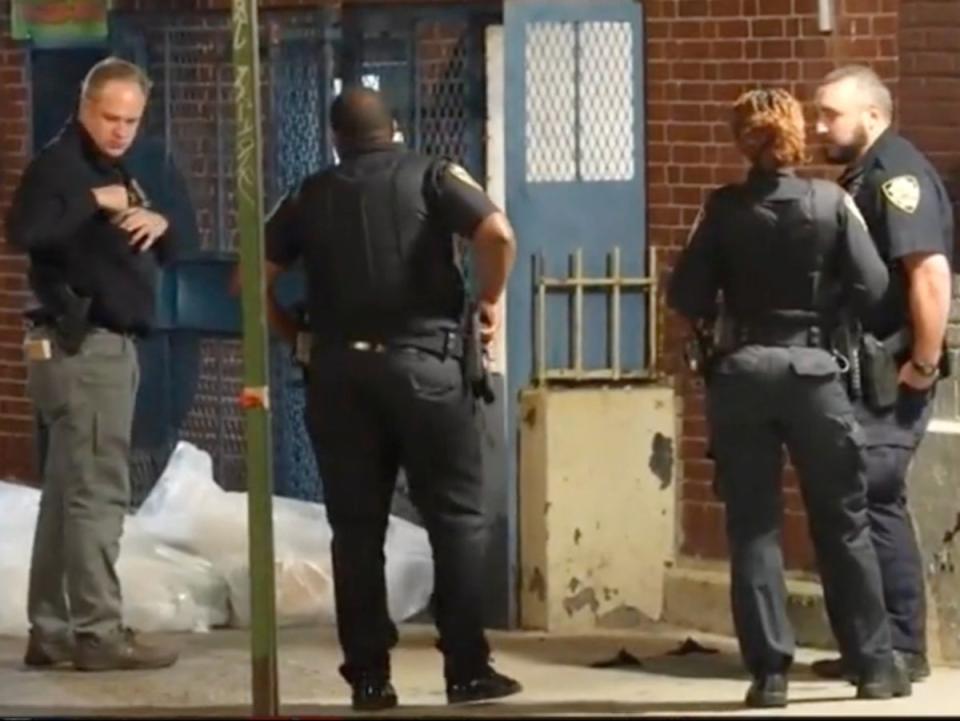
[
  {"x1": 535, "y1": 252, "x2": 547, "y2": 386},
  {"x1": 571, "y1": 249, "x2": 583, "y2": 376},
  {"x1": 647, "y1": 246, "x2": 658, "y2": 375},
  {"x1": 610, "y1": 247, "x2": 621, "y2": 381}
]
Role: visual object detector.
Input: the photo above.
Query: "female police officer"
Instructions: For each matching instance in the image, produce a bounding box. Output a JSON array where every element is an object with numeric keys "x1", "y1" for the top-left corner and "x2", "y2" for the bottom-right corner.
[{"x1": 667, "y1": 88, "x2": 909, "y2": 707}]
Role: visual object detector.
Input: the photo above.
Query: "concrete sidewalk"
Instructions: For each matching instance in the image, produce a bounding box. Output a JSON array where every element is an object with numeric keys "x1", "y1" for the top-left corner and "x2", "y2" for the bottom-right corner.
[{"x1": 0, "y1": 622, "x2": 956, "y2": 717}]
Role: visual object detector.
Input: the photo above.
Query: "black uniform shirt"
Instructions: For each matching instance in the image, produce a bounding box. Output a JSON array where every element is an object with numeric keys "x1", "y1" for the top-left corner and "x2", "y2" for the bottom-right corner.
[
  {"x1": 266, "y1": 144, "x2": 498, "y2": 268},
  {"x1": 4, "y1": 120, "x2": 177, "y2": 335},
  {"x1": 839, "y1": 129, "x2": 954, "y2": 338},
  {"x1": 668, "y1": 168, "x2": 888, "y2": 324}
]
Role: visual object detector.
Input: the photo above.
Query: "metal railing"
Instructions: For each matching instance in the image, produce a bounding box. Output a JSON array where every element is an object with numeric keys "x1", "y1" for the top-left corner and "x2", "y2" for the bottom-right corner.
[{"x1": 533, "y1": 246, "x2": 658, "y2": 385}]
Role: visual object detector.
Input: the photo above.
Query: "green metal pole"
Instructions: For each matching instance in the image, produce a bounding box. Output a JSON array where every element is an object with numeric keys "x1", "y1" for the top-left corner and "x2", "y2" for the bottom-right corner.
[{"x1": 230, "y1": 0, "x2": 279, "y2": 715}]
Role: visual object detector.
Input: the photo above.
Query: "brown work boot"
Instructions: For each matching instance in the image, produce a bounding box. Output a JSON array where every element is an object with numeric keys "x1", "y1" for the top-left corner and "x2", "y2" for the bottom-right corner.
[
  {"x1": 73, "y1": 628, "x2": 178, "y2": 671},
  {"x1": 24, "y1": 630, "x2": 74, "y2": 669}
]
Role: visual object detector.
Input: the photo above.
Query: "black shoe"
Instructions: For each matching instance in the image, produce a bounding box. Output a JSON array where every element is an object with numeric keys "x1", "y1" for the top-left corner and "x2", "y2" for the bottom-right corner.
[
  {"x1": 895, "y1": 650, "x2": 931, "y2": 682},
  {"x1": 810, "y1": 656, "x2": 856, "y2": 683},
  {"x1": 745, "y1": 674, "x2": 788, "y2": 708},
  {"x1": 857, "y1": 654, "x2": 912, "y2": 700},
  {"x1": 446, "y1": 666, "x2": 522, "y2": 705},
  {"x1": 351, "y1": 678, "x2": 398, "y2": 712}
]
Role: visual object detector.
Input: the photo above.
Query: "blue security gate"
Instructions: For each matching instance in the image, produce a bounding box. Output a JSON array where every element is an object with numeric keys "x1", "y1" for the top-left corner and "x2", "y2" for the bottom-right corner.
[
  {"x1": 503, "y1": 0, "x2": 648, "y2": 624},
  {"x1": 103, "y1": 5, "x2": 499, "y2": 511}
]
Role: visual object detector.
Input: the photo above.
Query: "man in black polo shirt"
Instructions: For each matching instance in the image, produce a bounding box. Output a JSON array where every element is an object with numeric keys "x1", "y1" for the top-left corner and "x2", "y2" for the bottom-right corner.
[{"x1": 5, "y1": 57, "x2": 179, "y2": 671}]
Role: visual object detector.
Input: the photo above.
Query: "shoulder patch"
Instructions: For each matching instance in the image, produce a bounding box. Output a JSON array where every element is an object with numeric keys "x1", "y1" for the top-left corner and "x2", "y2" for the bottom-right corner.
[
  {"x1": 842, "y1": 192, "x2": 868, "y2": 230},
  {"x1": 881, "y1": 175, "x2": 920, "y2": 214},
  {"x1": 447, "y1": 163, "x2": 483, "y2": 191}
]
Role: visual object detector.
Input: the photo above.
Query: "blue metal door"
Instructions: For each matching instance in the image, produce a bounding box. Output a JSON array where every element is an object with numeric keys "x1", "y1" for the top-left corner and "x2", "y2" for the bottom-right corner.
[{"x1": 504, "y1": 0, "x2": 647, "y2": 624}]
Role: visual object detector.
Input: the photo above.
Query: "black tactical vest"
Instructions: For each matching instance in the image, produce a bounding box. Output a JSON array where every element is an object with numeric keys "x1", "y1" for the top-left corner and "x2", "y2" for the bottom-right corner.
[
  {"x1": 300, "y1": 148, "x2": 465, "y2": 340},
  {"x1": 713, "y1": 173, "x2": 847, "y2": 327}
]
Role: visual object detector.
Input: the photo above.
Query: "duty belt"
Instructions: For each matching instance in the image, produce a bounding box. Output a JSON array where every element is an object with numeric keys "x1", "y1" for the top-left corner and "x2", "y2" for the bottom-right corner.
[
  {"x1": 347, "y1": 330, "x2": 464, "y2": 360},
  {"x1": 731, "y1": 324, "x2": 832, "y2": 350}
]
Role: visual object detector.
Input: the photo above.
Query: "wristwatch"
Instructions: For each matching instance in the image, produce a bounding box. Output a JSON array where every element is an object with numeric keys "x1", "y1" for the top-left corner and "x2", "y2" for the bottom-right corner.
[{"x1": 910, "y1": 358, "x2": 939, "y2": 377}]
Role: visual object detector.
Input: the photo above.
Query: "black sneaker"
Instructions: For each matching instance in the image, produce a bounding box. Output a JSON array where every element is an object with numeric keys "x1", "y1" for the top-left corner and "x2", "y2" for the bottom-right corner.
[
  {"x1": 351, "y1": 677, "x2": 398, "y2": 712},
  {"x1": 446, "y1": 666, "x2": 522, "y2": 705},
  {"x1": 745, "y1": 673, "x2": 788, "y2": 708},
  {"x1": 857, "y1": 654, "x2": 912, "y2": 700}
]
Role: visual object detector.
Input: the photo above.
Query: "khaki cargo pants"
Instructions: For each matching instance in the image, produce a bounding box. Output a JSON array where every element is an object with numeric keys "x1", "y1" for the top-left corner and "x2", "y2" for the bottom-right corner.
[{"x1": 24, "y1": 326, "x2": 139, "y2": 640}]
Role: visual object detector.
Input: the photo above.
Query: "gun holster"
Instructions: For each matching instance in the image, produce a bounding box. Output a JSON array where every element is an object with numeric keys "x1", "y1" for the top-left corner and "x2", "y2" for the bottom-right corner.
[
  {"x1": 46, "y1": 287, "x2": 93, "y2": 356},
  {"x1": 464, "y1": 305, "x2": 495, "y2": 404},
  {"x1": 860, "y1": 331, "x2": 908, "y2": 411}
]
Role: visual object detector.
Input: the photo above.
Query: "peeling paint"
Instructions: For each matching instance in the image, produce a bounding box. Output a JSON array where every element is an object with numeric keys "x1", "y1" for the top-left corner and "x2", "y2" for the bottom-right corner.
[
  {"x1": 649, "y1": 432, "x2": 673, "y2": 489},
  {"x1": 528, "y1": 567, "x2": 546, "y2": 602},
  {"x1": 597, "y1": 604, "x2": 652, "y2": 629},
  {"x1": 563, "y1": 587, "x2": 599, "y2": 617},
  {"x1": 568, "y1": 577, "x2": 581, "y2": 593}
]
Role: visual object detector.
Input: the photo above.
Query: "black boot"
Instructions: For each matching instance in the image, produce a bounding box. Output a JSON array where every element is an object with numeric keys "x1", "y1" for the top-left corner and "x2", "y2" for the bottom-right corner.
[
  {"x1": 745, "y1": 673, "x2": 788, "y2": 708},
  {"x1": 895, "y1": 650, "x2": 930, "y2": 682},
  {"x1": 856, "y1": 654, "x2": 912, "y2": 700}
]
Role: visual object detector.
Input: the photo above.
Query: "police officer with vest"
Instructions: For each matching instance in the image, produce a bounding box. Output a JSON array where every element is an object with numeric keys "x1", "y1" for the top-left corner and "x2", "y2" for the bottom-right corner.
[
  {"x1": 261, "y1": 88, "x2": 520, "y2": 711},
  {"x1": 668, "y1": 88, "x2": 910, "y2": 708},
  {"x1": 812, "y1": 65, "x2": 954, "y2": 683}
]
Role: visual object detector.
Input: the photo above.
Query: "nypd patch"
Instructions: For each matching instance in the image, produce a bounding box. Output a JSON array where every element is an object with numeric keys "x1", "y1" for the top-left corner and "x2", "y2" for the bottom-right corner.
[
  {"x1": 881, "y1": 175, "x2": 920, "y2": 214},
  {"x1": 448, "y1": 163, "x2": 483, "y2": 191}
]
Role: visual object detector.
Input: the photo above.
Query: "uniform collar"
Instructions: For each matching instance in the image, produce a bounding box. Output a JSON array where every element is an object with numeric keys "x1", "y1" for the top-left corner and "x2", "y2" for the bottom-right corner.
[
  {"x1": 840, "y1": 127, "x2": 895, "y2": 185},
  {"x1": 338, "y1": 141, "x2": 404, "y2": 160},
  {"x1": 747, "y1": 165, "x2": 796, "y2": 181}
]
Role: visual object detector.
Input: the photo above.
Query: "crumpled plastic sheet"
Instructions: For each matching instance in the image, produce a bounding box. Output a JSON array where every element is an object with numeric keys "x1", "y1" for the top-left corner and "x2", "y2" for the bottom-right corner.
[
  {"x1": 0, "y1": 440, "x2": 435, "y2": 635},
  {"x1": 0, "y1": 480, "x2": 228, "y2": 636}
]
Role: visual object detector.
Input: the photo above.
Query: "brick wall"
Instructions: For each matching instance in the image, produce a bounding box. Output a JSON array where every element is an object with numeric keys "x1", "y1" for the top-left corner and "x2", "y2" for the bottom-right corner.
[
  {"x1": 647, "y1": 0, "x2": 900, "y2": 572},
  {"x1": 898, "y1": 0, "x2": 960, "y2": 254},
  {"x1": 0, "y1": 0, "x2": 33, "y2": 481}
]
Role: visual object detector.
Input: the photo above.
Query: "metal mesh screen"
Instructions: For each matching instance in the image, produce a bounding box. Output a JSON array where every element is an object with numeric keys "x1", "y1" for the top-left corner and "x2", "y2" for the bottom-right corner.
[
  {"x1": 579, "y1": 22, "x2": 635, "y2": 181},
  {"x1": 524, "y1": 23, "x2": 576, "y2": 183},
  {"x1": 416, "y1": 20, "x2": 481, "y2": 176},
  {"x1": 120, "y1": 11, "x2": 329, "y2": 500},
  {"x1": 524, "y1": 20, "x2": 636, "y2": 184}
]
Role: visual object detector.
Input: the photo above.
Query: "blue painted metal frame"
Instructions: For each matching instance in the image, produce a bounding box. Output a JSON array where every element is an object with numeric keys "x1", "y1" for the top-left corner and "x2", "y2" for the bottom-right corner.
[{"x1": 504, "y1": 0, "x2": 647, "y2": 626}]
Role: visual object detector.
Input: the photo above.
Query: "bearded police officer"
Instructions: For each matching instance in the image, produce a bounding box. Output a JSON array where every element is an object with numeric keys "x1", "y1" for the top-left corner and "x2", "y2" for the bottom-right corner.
[
  {"x1": 813, "y1": 65, "x2": 954, "y2": 683},
  {"x1": 668, "y1": 88, "x2": 910, "y2": 708},
  {"x1": 261, "y1": 88, "x2": 520, "y2": 711}
]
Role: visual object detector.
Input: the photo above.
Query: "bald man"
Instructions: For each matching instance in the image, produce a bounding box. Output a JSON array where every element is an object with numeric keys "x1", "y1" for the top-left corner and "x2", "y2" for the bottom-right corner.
[{"x1": 260, "y1": 87, "x2": 521, "y2": 711}]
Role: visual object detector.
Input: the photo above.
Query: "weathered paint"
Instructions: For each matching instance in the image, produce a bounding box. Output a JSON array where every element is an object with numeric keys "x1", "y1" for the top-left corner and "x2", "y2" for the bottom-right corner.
[{"x1": 518, "y1": 385, "x2": 675, "y2": 631}]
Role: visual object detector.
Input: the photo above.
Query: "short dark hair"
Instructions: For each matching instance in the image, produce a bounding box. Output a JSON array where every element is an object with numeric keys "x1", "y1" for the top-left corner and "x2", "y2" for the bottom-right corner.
[
  {"x1": 82, "y1": 56, "x2": 152, "y2": 101},
  {"x1": 330, "y1": 87, "x2": 394, "y2": 148}
]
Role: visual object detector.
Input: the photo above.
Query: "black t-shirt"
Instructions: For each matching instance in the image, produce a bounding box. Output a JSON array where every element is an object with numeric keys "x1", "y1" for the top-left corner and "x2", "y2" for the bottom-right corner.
[{"x1": 839, "y1": 129, "x2": 955, "y2": 338}]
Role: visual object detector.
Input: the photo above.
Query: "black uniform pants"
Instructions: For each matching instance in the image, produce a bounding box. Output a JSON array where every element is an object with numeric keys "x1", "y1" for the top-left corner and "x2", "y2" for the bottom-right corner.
[
  {"x1": 849, "y1": 386, "x2": 934, "y2": 656},
  {"x1": 305, "y1": 345, "x2": 490, "y2": 683},
  {"x1": 706, "y1": 346, "x2": 893, "y2": 677}
]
